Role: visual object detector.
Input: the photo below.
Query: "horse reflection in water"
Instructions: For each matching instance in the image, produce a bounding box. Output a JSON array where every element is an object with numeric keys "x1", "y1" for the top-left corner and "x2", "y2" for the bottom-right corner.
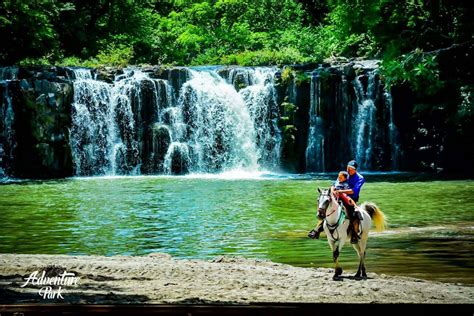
[{"x1": 316, "y1": 187, "x2": 387, "y2": 280}]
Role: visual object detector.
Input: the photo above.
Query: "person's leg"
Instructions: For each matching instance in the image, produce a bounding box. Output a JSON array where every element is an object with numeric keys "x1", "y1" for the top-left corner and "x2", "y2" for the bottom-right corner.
[
  {"x1": 308, "y1": 220, "x2": 324, "y2": 239},
  {"x1": 351, "y1": 209, "x2": 360, "y2": 243},
  {"x1": 339, "y1": 194, "x2": 360, "y2": 244}
]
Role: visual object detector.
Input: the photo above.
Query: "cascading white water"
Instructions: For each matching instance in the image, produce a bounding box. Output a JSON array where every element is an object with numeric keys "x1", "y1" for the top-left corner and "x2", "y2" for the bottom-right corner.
[
  {"x1": 163, "y1": 141, "x2": 191, "y2": 174},
  {"x1": 73, "y1": 68, "x2": 94, "y2": 80},
  {"x1": 237, "y1": 68, "x2": 281, "y2": 169},
  {"x1": 0, "y1": 80, "x2": 15, "y2": 178},
  {"x1": 70, "y1": 67, "x2": 281, "y2": 176},
  {"x1": 306, "y1": 72, "x2": 325, "y2": 172},
  {"x1": 70, "y1": 69, "x2": 114, "y2": 175},
  {"x1": 165, "y1": 70, "x2": 259, "y2": 173},
  {"x1": 71, "y1": 68, "x2": 173, "y2": 175},
  {"x1": 305, "y1": 68, "x2": 399, "y2": 171},
  {"x1": 352, "y1": 73, "x2": 377, "y2": 169},
  {"x1": 384, "y1": 87, "x2": 400, "y2": 169}
]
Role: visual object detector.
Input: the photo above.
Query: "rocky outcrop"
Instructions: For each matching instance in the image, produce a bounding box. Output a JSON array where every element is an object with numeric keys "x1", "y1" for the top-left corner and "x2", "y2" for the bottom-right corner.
[
  {"x1": 1, "y1": 66, "x2": 74, "y2": 178},
  {"x1": 0, "y1": 61, "x2": 471, "y2": 179},
  {"x1": 275, "y1": 60, "x2": 398, "y2": 173}
]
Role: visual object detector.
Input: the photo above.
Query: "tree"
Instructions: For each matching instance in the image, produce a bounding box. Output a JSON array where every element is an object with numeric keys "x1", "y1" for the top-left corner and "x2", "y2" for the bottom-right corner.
[{"x1": 0, "y1": 0, "x2": 62, "y2": 64}]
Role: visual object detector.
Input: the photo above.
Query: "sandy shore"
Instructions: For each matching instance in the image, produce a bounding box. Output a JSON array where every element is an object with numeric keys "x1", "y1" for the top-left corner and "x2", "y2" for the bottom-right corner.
[{"x1": 0, "y1": 253, "x2": 472, "y2": 304}]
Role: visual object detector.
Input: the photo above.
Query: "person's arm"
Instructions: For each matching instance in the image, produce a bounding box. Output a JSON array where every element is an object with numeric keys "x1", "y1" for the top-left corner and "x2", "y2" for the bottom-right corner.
[
  {"x1": 334, "y1": 188, "x2": 354, "y2": 195},
  {"x1": 335, "y1": 177, "x2": 365, "y2": 195},
  {"x1": 350, "y1": 177, "x2": 365, "y2": 197}
]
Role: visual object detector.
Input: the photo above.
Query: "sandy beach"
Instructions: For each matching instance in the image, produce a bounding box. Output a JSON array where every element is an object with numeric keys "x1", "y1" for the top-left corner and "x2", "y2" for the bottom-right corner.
[{"x1": 0, "y1": 253, "x2": 472, "y2": 305}]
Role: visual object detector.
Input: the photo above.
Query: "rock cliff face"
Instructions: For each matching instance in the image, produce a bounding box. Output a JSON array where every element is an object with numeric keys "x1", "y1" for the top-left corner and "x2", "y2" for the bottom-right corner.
[
  {"x1": 0, "y1": 62, "x2": 470, "y2": 179},
  {"x1": 275, "y1": 60, "x2": 399, "y2": 173},
  {"x1": 1, "y1": 66, "x2": 73, "y2": 178}
]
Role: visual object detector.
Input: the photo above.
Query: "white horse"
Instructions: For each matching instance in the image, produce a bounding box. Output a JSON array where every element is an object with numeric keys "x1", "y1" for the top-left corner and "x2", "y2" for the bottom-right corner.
[{"x1": 316, "y1": 187, "x2": 387, "y2": 280}]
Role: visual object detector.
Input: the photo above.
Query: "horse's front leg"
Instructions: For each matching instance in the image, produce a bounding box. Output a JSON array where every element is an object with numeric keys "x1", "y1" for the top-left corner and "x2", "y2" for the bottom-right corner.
[{"x1": 330, "y1": 241, "x2": 343, "y2": 281}]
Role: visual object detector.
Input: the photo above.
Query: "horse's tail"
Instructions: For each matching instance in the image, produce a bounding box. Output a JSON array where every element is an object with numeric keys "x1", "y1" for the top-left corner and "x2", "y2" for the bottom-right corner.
[{"x1": 361, "y1": 202, "x2": 387, "y2": 232}]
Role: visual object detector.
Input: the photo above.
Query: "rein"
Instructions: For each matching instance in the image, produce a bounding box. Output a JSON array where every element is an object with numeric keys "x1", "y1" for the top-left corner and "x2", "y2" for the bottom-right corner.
[
  {"x1": 324, "y1": 193, "x2": 339, "y2": 218},
  {"x1": 323, "y1": 192, "x2": 346, "y2": 240}
]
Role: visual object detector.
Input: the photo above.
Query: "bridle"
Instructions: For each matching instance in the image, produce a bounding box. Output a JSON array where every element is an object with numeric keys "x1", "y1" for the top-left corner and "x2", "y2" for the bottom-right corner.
[
  {"x1": 318, "y1": 189, "x2": 345, "y2": 240},
  {"x1": 318, "y1": 189, "x2": 339, "y2": 219}
]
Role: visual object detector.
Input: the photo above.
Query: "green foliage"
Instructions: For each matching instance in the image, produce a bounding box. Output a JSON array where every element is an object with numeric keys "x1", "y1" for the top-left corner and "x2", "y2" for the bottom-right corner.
[
  {"x1": 280, "y1": 67, "x2": 294, "y2": 86},
  {"x1": 18, "y1": 57, "x2": 52, "y2": 67},
  {"x1": 21, "y1": 44, "x2": 134, "y2": 68},
  {"x1": 6, "y1": 0, "x2": 322, "y2": 67},
  {"x1": 280, "y1": 101, "x2": 298, "y2": 125},
  {"x1": 2, "y1": 0, "x2": 473, "y2": 78},
  {"x1": 283, "y1": 125, "x2": 297, "y2": 138},
  {"x1": 283, "y1": 101, "x2": 298, "y2": 114},
  {"x1": 0, "y1": 0, "x2": 61, "y2": 64},
  {"x1": 381, "y1": 49, "x2": 443, "y2": 94},
  {"x1": 57, "y1": 56, "x2": 84, "y2": 67},
  {"x1": 279, "y1": 99, "x2": 298, "y2": 142},
  {"x1": 295, "y1": 71, "x2": 310, "y2": 86},
  {"x1": 312, "y1": 1, "x2": 381, "y2": 58},
  {"x1": 151, "y1": 0, "x2": 320, "y2": 66},
  {"x1": 220, "y1": 48, "x2": 308, "y2": 67},
  {"x1": 95, "y1": 44, "x2": 134, "y2": 68}
]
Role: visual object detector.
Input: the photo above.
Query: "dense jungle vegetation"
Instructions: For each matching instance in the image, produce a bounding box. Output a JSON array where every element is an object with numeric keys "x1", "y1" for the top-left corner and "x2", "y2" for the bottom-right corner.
[
  {"x1": 1, "y1": 1, "x2": 473, "y2": 173},
  {"x1": 1, "y1": 1, "x2": 472, "y2": 88}
]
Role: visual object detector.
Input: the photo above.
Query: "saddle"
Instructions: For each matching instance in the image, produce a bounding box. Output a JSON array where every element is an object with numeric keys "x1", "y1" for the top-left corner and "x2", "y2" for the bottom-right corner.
[{"x1": 338, "y1": 201, "x2": 362, "y2": 239}]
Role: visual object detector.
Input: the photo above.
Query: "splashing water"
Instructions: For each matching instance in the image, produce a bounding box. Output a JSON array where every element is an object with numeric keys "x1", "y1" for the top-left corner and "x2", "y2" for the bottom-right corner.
[
  {"x1": 70, "y1": 69, "x2": 114, "y2": 176},
  {"x1": 171, "y1": 70, "x2": 259, "y2": 173},
  {"x1": 70, "y1": 67, "x2": 282, "y2": 176},
  {"x1": 237, "y1": 68, "x2": 281, "y2": 170}
]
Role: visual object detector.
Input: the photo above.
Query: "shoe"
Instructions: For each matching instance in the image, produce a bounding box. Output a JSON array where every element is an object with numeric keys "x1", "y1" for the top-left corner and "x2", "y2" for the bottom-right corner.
[{"x1": 308, "y1": 229, "x2": 320, "y2": 239}]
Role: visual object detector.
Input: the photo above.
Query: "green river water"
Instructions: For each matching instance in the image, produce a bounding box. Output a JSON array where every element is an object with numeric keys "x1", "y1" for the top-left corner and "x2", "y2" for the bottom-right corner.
[{"x1": 0, "y1": 175, "x2": 473, "y2": 284}]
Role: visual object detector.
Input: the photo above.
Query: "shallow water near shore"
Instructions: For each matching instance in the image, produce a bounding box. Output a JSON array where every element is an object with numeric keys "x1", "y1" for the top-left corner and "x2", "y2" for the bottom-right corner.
[{"x1": 0, "y1": 175, "x2": 473, "y2": 284}]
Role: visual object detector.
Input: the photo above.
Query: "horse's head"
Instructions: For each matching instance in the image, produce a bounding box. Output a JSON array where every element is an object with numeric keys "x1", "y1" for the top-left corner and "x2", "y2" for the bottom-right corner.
[{"x1": 317, "y1": 187, "x2": 332, "y2": 219}]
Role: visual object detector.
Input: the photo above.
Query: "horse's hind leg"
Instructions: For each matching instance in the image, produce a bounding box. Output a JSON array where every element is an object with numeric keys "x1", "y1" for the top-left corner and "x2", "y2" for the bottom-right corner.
[{"x1": 354, "y1": 240, "x2": 367, "y2": 279}]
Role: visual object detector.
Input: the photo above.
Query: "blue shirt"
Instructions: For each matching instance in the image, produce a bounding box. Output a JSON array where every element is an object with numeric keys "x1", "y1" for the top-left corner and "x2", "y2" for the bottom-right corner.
[{"x1": 347, "y1": 172, "x2": 365, "y2": 202}]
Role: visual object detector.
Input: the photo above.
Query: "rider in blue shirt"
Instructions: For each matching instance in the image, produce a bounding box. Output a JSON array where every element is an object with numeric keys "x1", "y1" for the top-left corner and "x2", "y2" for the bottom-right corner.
[
  {"x1": 334, "y1": 160, "x2": 365, "y2": 243},
  {"x1": 341, "y1": 161, "x2": 365, "y2": 203},
  {"x1": 309, "y1": 160, "x2": 365, "y2": 243},
  {"x1": 308, "y1": 170, "x2": 349, "y2": 240}
]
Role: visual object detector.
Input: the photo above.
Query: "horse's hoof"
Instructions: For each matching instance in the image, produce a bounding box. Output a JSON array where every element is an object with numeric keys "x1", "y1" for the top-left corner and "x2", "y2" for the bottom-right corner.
[
  {"x1": 335, "y1": 267, "x2": 343, "y2": 276},
  {"x1": 332, "y1": 275, "x2": 343, "y2": 281}
]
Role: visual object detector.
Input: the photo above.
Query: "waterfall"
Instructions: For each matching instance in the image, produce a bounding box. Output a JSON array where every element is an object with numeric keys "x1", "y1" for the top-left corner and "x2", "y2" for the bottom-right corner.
[
  {"x1": 0, "y1": 67, "x2": 18, "y2": 81},
  {"x1": 0, "y1": 80, "x2": 15, "y2": 178},
  {"x1": 70, "y1": 69, "x2": 113, "y2": 176},
  {"x1": 384, "y1": 86, "x2": 400, "y2": 170},
  {"x1": 232, "y1": 68, "x2": 281, "y2": 169},
  {"x1": 69, "y1": 67, "x2": 281, "y2": 176},
  {"x1": 169, "y1": 69, "x2": 259, "y2": 173},
  {"x1": 304, "y1": 67, "x2": 399, "y2": 172},
  {"x1": 0, "y1": 67, "x2": 18, "y2": 178},
  {"x1": 306, "y1": 72, "x2": 325, "y2": 172},
  {"x1": 163, "y1": 142, "x2": 190, "y2": 174},
  {"x1": 70, "y1": 68, "x2": 173, "y2": 175},
  {"x1": 72, "y1": 68, "x2": 94, "y2": 80},
  {"x1": 352, "y1": 73, "x2": 377, "y2": 170}
]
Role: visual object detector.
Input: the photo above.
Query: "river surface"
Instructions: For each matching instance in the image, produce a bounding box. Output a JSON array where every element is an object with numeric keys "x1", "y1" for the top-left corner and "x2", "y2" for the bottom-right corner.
[{"x1": 0, "y1": 174, "x2": 473, "y2": 284}]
